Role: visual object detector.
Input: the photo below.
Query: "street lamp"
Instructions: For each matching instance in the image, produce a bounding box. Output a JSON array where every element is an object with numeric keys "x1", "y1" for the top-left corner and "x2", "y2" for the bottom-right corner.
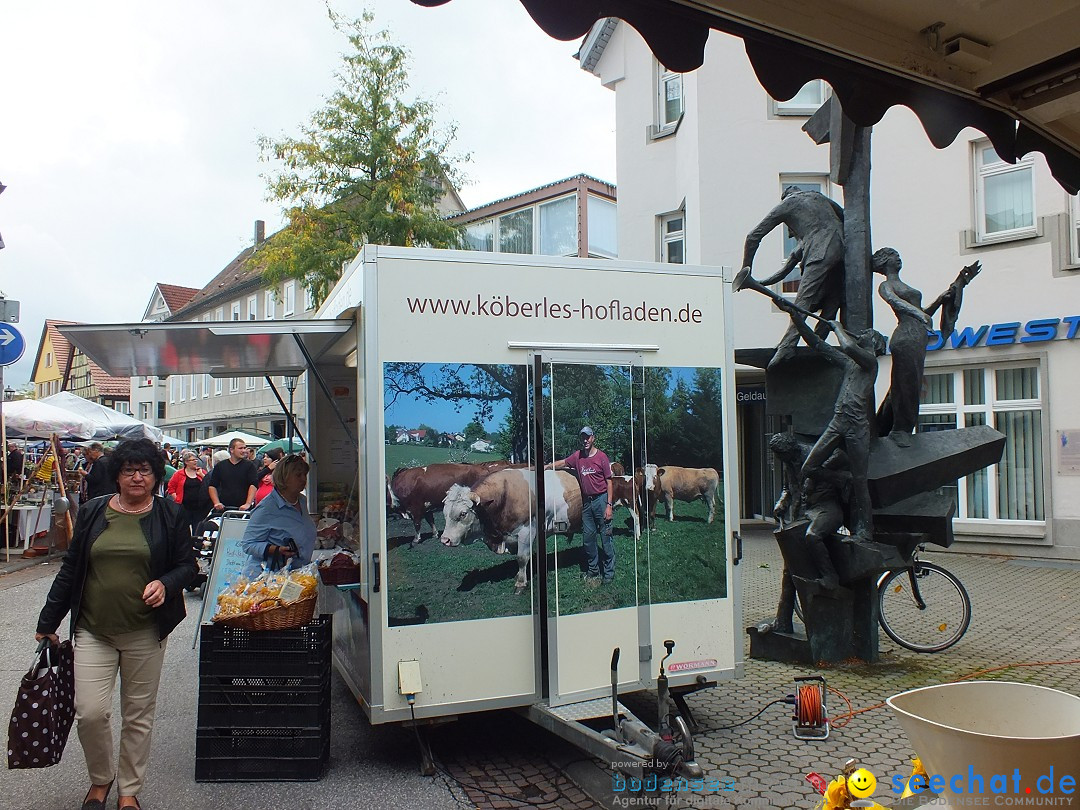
[
  {"x1": 3, "y1": 386, "x2": 13, "y2": 401},
  {"x1": 283, "y1": 375, "x2": 299, "y2": 451}
]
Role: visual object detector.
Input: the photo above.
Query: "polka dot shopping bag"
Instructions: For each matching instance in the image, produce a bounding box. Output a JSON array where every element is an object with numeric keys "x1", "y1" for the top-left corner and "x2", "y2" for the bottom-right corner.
[{"x1": 7, "y1": 639, "x2": 75, "y2": 769}]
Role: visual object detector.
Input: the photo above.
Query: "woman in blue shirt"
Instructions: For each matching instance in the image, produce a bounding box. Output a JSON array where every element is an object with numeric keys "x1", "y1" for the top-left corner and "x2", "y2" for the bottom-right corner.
[{"x1": 241, "y1": 454, "x2": 316, "y2": 575}]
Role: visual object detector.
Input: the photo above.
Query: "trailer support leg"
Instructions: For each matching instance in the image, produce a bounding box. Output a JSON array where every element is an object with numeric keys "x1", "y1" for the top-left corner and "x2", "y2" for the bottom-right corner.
[
  {"x1": 414, "y1": 726, "x2": 436, "y2": 776},
  {"x1": 671, "y1": 691, "x2": 699, "y2": 734}
]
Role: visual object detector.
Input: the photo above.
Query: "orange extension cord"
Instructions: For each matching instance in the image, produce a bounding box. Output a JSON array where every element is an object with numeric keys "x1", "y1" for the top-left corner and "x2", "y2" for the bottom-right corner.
[
  {"x1": 826, "y1": 659, "x2": 1080, "y2": 729},
  {"x1": 797, "y1": 682, "x2": 827, "y2": 728}
]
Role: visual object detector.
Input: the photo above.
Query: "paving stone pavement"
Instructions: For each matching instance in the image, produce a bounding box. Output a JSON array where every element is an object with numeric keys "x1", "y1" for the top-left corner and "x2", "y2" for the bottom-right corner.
[
  {"x1": 624, "y1": 525, "x2": 1080, "y2": 810},
  {"x1": 3, "y1": 528, "x2": 1077, "y2": 810}
]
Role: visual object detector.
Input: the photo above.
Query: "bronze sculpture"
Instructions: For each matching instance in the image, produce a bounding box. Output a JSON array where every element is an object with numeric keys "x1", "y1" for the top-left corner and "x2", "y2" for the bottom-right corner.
[{"x1": 740, "y1": 187, "x2": 846, "y2": 368}]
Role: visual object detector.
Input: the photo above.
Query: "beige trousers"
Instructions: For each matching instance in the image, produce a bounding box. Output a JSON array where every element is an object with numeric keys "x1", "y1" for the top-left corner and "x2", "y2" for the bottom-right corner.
[{"x1": 73, "y1": 626, "x2": 167, "y2": 797}]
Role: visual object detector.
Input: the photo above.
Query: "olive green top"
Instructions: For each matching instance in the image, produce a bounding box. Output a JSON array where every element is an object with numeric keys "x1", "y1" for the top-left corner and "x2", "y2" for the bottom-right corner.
[{"x1": 77, "y1": 507, "x2": 155, "y2": 635}]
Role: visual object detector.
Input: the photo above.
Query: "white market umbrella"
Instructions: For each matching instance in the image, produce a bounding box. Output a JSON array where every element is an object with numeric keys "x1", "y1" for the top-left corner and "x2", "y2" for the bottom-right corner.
[
  {"x1": 41, "y1": 391, "x2": 163, "y2": 442},
  {"x1": 200, "y1": 430, "x2": 271, "y2": 448},
  {"x1": 159, "y1": 434, "x2": 190, "y2": 448},
  {"x1": 3, "y1": 399, "x2": 96, "y2": 440}
]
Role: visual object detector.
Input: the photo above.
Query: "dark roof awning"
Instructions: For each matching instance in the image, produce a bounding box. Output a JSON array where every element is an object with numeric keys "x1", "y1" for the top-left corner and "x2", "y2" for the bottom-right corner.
[
  {"x1": 57, "y1": 320, "x2": 355, "y2": 379},
  {"x1": 414, "y1": 0, "x2": 1080, "y2": 193}
]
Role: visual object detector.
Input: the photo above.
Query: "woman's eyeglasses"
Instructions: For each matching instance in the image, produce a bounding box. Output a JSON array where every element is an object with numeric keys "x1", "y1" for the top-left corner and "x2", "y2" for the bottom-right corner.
[{"x1": 119, "y1": 466, "x2": 154, "y2": 478}]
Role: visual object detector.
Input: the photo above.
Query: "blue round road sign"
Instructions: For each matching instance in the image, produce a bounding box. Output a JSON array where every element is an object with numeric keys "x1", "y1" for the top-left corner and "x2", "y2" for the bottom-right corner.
[{"x1": 0, "y1": 324, "x2": 25, "y2": 366}]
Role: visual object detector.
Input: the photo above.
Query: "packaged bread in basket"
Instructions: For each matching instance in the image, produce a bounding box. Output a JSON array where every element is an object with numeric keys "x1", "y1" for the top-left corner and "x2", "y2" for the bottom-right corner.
[
  {"x1": 212, "y1": 563, "x2": 320, "y2": 630},
  {"x1": 318, "y1": 551, "x2": 363, "y2": 586}
]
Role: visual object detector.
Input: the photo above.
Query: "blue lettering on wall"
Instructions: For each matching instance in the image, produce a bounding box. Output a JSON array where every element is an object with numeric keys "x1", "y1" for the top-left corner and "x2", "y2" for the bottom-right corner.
[
  {"x1": 926, "y1": 316, "x2": 1080, "y2": 352},
  {"x1": 985, "y1": 322, "x2": 1020, "y2": 346},
  {"x1": 1021, "y1": 319, "x2": 1059, "y2": 343},
  {"x1": 950, "y1": 325, "x2": 989, "y2": 349}
]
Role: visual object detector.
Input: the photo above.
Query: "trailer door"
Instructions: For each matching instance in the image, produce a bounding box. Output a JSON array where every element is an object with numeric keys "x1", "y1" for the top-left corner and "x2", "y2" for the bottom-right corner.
[{"x1": 536, "y1": 355, "x2": 653, "y2": 706}]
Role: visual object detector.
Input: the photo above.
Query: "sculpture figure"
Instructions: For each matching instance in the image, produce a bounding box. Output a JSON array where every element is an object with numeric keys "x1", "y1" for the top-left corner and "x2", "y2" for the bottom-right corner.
[
  {"x1": 873, "y1": 249, "x2": 982, "y2": 444},
  {"x1": 775, "y1": 298, "x2": 885, "y2": 543},
  {"x1": 740, "y1": 187, "x2": 845, "y2": 368},
  {"x1": 767, "y1": 434, "x2": 848, "y2": 633}
]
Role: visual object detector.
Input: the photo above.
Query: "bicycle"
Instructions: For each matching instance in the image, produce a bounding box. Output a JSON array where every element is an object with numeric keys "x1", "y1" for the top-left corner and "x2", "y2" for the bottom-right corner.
[{"x1": 795, "y1": 545, "x2": 971, "y2": 653}]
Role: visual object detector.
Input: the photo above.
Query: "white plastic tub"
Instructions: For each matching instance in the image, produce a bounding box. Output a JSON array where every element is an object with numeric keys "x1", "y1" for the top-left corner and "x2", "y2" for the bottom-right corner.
[{"x1": 887, "y1": 681, "x2": 1080, "y2": 807}]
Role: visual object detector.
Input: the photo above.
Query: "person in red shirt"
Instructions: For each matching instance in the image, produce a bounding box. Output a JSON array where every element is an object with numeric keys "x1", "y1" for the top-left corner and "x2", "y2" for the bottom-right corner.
[{"x1": 548, "y1": 427, "x2": 615, "y2": 586}]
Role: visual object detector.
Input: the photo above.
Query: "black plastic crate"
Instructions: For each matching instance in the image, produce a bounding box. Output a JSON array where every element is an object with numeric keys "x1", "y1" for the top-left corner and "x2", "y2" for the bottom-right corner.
[
  {"x1": 198, "y1": 680, "x2": 330, "y2": 729},
  {"x1": 195, "y1": 726, "x2": 329, "y2": 782},
  {"x1": 199, "y1": 615, "x2": 331, "y2": 681}
]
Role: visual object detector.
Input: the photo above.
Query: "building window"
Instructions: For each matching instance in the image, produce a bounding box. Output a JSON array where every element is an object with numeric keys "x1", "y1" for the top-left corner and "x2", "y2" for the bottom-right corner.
[
  {"x1": 283, "y1": 281, "x2": 296, "y2": 316},
  {"x1": 304, "y1": 286, "x2": 315, "y2": 311},
  {"x1": 215, "y1": 306, "x2": 224, "y2": 322},
  {"x1": 246, "y1": 376, "x2": 256, "y2": 391},
  {"x1": 157, "y1": 402, "x2": 166, "y2": 420},
  {"x1": 191, "y1": 374, "x2": 200, "y2": 399},
  {"x1": 779, "y1": 175, "x2": 829, "y2": 294},
  {"x1": 45, "y1": 352, "x2": 52, "y2": 368},
  {"x1": 974, "y1": 141, "x2": 1036, "y2": 242},
  {"x1": 247, "y1": 295, "x2": 257, "y2": 321},
  {"x1": 538, "y1": 196, "x2": 577, "y2": 256},
  {"x1": 587, "y1": 195, "x2": 617, "y2": 258},
  {"x1": 918, "y1": 364, "x2": 1044, "y2": 523},
  {"x1": 657, "y1": 64, "x2": 683, "y2": 132},
  {"x1": 230, "y1": 301, "x2": 241, "y2": 321},
  {"x1": 214, "y1": 376, "x2": 222, "y2": 396},
  {"x1": 498, "y1": 209, "x2": 532, "y2": 254},
  {"x1": 229, "y1": 376, "x2": 239, "y2": 394},
  {"x1": 773, "y1": 80, "x2": 828, "y2": 115},
  {"x1": 659, "y1": 212, "x2": 685, "y2": 264},
  {"x1": 265, "y1": 290, "x2": 276, "y2": 320},
  {"x1": 115, "y1": 401, "x2": 130, "y2": 415},
  {"x1": 465, "y1": 220, "x2": 494, "y2": 252},
  {"x1": 1070, "y1": 194, "x2": 1080, "y2": 265},
  {"x1": 203, "y1": 374, "x2": 211, "y2": 398},
  {"x1": 139, "y1": 402, "x2": 150, "y2": 421}
]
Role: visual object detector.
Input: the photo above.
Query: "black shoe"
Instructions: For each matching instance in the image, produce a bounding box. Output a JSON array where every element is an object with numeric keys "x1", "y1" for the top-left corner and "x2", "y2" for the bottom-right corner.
[{"x1": 81, "y1": 781, "x2": 113, "y2": 810}]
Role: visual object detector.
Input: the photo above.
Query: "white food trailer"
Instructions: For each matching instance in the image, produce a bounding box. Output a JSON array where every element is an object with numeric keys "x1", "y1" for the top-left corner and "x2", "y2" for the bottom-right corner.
[{"x1": 60, "y1": 246, "x2": 744, "y2": 776}]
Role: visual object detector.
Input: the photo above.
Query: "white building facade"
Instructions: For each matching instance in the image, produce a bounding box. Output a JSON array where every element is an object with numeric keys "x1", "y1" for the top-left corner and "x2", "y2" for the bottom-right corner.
[{"x1": 583, "y1": 22, "x2": 1080, "y2": 560}]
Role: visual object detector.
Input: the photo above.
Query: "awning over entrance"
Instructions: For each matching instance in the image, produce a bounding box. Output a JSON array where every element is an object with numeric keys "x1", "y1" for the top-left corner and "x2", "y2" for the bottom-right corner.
[
  {"x1": 415, "y1": 0, "x2": 1080, "y2": 193},
  {"x1": 57, "y1": 320, "x2": 355, "y2": 378}
]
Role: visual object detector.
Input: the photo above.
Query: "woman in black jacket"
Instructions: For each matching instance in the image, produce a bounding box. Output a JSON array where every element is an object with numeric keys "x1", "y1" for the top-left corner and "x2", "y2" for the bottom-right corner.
[{"x1": 36, "y1": 438, "x2": 196, "y2": 810}]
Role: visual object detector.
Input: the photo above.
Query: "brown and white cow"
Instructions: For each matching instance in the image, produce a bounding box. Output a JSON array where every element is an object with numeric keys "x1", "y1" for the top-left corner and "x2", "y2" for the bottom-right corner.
[
  {"x1": 610, "y1": 473, "x2": 642, "y2": 540},
  {"x1": 643, "y1": 464, "x2": 720, "y2": 524},
  {"x1": 387, "y1": 461, "x2": 515, "y2": 545},
  {"x1": 439, "y1": 468, "x2": 582, "y2": 593}
]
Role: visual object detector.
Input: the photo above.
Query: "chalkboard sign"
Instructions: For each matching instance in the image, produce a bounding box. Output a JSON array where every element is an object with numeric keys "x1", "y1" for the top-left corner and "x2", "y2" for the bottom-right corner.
[{"x1": 194, "y1": 511, "x2": 253, "y2": 628}]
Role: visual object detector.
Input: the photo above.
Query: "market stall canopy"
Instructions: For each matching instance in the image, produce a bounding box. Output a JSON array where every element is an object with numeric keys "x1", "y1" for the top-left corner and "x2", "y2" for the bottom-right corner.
[
  {"x1": 3, "y1": 400, "x2": 96, "y2": 440},
  {"x1": 201, "y1": 430, "x2": 271, "y2": 448},
  {"x1": 55, "y1": 320, "x2": 355, "y2": 379},
  {"x1": 416, "y1": 0, "x2": 1080, "y2": 193},
  {"x1": 160, "y1": 434, "x2": 190, "y2": 448},
  {"x1": 258, "y1": 437, "x2": 305, "y2": 455},
  {"x1": 40, "y1": 391, "x2": 163, "y2": 442}
]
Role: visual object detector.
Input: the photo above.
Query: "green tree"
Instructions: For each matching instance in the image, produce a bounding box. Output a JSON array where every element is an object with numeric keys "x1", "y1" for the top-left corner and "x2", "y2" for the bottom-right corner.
[
  {"x1": 258, "y1": 10, "x2": 466, "y2": 305},
  {"x1": 463, "y1": 420, "x2": 487, "y2": 445}
]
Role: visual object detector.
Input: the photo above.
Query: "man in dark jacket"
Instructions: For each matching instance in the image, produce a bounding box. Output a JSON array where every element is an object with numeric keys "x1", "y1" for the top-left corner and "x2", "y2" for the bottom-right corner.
[{"x1": 79, "y1": 443, "x2": 116, "y2": 500}]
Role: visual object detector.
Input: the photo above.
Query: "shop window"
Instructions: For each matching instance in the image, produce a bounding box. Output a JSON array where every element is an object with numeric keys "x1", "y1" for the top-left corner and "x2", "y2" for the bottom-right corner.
[{"x1": 918, "y1": 364, "x2": 1044, "y2": 522}]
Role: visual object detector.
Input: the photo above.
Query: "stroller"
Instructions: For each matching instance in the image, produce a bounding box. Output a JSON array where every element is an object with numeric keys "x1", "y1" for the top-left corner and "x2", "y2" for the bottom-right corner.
[{"x1": 187, "y1": 510, "x2": 222, "y2": 593}]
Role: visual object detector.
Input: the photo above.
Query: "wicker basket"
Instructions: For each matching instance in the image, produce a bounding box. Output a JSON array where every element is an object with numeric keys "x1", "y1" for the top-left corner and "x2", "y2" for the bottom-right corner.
[
  {"x1": 318, "y1": 563, "x2": 362, "y2": 586},
  {"x1": 213, "y1": 594, "x2": 318, "y2": 632}
]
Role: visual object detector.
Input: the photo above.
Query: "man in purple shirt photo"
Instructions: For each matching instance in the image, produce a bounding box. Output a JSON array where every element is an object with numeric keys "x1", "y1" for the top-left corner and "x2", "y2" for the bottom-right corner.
[{"x1": 548, "y1": 426, "x2": 615, "y2": 586}]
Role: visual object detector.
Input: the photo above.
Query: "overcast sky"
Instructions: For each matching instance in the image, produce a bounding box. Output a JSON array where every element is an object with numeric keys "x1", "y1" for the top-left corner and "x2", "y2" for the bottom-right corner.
[{"x1": 0, "y1": 0, "x2": 616, "y2": 388}]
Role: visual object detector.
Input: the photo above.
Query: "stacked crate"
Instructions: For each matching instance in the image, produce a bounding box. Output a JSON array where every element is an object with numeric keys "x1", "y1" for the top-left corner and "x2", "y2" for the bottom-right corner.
[{"x1": 195, "y1": 615, "x2": 332, "y2": 782}]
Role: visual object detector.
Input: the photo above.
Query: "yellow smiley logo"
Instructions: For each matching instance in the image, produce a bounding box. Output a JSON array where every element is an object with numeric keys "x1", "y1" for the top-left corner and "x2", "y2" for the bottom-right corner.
[{"x1": 847, "y1": 768, "x2": 877, "y2": 799}]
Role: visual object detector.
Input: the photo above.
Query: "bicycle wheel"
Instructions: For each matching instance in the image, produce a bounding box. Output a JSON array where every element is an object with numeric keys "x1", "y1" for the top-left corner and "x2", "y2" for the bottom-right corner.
[{"x1": 878, "y1": 562, "x2": 971, "y2": 652}]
